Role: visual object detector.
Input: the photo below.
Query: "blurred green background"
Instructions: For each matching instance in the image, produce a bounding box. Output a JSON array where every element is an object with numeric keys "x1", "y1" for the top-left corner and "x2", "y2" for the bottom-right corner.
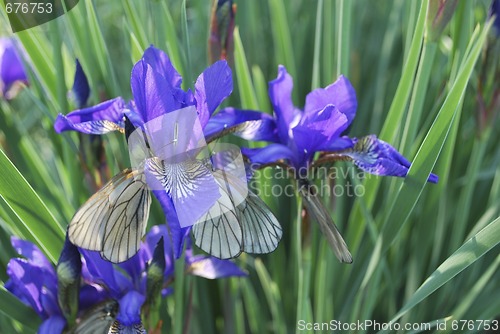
[{"x1": 1, "y1": 0, "x2": 499, "y2": 333}]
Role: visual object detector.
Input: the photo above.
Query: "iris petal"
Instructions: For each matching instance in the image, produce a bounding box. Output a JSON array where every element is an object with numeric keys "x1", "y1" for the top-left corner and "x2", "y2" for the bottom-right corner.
[
  {"x1": 242, "y1": 144, "x2": 296, "y2": 167},
  {"x1": 304, "y1": 75, "x2": 357, "y2": 125},
  {"x1": 80, "y1": 250, "x2": 134, "y2": 297},
  {"x1": 338, "y1": 135, "x2": 438, "y2": 183},
  {"x1": 141, "y1": 46, "x2": 182, "y2": 89},
  {"x1": 38, "y1": 315, "x2": 66, "y2": 334},
  {"x1": 11, "y1": 236, "x2": 52, "y2": 269},
  {"x1": 116, "y1": 291, "x2": 145, "y2": 326},
  {"x1": 151, "y1": 190, "x2": 191, "y2": 259},
  {"x1": 0, "y1": 37, "x2": 27, "y2": 95},
  {"x1": 71, "y1": 59, "x2": 90, "y2": 108},
  {"x1": 195, "y1": 60, "x2": 233, "y2": 127},
  {"x1": 54, "y1": 97, "x2": 126, "y2": 134},
  {"x1": 292, "y1": 105, "x2": 348, "y2": 163},
  {"x1": 269, "y1": 65, "x2": 301, "y2": 143},
  {"x1": 131, "y1": 60, "x2": 184, "y2": 123},
  {"x1": 6, "y1": 259, "x2": 47, "y2": 317},
  {"x1": 204, "y1": 107, "x2": 279, "y2": 142},
  {"x1": 187, "y1": 255, "x2": 247, "y2": 279}
]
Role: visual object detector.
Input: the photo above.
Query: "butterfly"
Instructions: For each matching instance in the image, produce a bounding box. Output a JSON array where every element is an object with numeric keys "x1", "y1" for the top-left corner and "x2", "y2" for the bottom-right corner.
[
  {"x1": 68, "y1": 109, "x2": 282, "y2": 262},
  {"x1": 298, "y1": 178, "x2": 352, "y2": 263}
]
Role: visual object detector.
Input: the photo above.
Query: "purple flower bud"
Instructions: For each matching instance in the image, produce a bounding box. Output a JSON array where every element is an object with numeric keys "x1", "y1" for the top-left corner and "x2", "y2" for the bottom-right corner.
[
  {"x1": 209, "y1": 0, "x2": 236, "y2": 64},
  {"x1": 0, "y1": 37, "x2": 28, "y2": 99}
]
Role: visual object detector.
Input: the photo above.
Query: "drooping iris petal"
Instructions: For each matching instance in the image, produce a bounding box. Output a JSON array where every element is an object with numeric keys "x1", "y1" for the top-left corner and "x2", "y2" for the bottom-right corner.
[
  {"x1": 304, "y1": 75, "x2": 357, "y2": 125},
  {"x1": 54, "y1": 97, "x2": 126, "y2": 134},
  {"x1": 269, "y1": 65, "x2": 301, "y2": 142},
  {"x1": 80, "y1": 250, "x2": 134, "y2": 297},
  {"x1": 116, "y1": 291, "x2": 145, "y2": 326},
  {"x1": 241, "y1": 144, "x2": 296, "y2": 166},
  {"x1": 195, "y1": 60, "x2": 233, "y2": 127},
  {"x1": 71, "y1": 59, "x2": 90, "y2": 108},
  {"x1": 40, "y1": 289, "x2": 62, "y2": 321},
  {"x1": 292, "y1": 104, "x2": 349, "y2": 164},
  {"x1": 6, "y1": 259, "x2": 48, "y2": 317},
  {"x1": 204, "y1": 107, "x2": 279, "y2": 142},
  {"x1": 337, "y1": 135, "x2": 439, "y2": 183},
  {"x1": 38, "y1": 315, "x2": 67, "y2": 334},
  {"x1": 78, "y1": 285, "x2": 107, "y2": 311},
  {"x1": 145, "y1": 158, "x2": 221, "y2": 228},
  {"x1": 117, "y1": 251, "x2": 146, "y2": 288},
  {"x1": 316, "y1": 136, "x2": 354, "y2": 152},
  {"x1": 10, "y1": 237, "x2": 52, "y2": 270},
  {"x1": 187, "y1": 255, "x2": 247, "y2": 279}
]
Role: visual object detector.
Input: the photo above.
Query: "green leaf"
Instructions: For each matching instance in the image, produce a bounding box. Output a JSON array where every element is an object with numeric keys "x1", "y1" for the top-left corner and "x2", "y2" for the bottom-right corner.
[
  {"x1": 378, "y1": 215, "x2": 500, "y2": 333},
  {"x1": 381, "y1": 21, "x2": 492, "y2": 252},
  {"x1": 0, "y1": 286, "x2": 39, "y2": 333},
  {"x1": 233, "y1": 27, "x2": 260, "y2": 110},
  {"x1": 0, "y1": 149, "x2": 64, "y2": 263}
]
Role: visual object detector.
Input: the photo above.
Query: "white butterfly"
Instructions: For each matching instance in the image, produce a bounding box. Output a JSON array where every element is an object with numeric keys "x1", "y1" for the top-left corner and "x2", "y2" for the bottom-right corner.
[{"x1": 68, "y1": 109, "x2": 282, "y2": 262}]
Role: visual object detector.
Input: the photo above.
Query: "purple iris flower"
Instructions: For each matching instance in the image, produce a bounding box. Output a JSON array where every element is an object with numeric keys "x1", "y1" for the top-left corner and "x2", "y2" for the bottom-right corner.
[
  {"x1": 5, "y1": 226, "x2": 244, "y2": 333},
  {"x1": 209, "y1": 65, "x2": 438, "y2": 263},
  {"x1": 214, "y1": 65, "x2": 438, "y2": 183},
  {"x1": 0, "y1": 37, "x2": 28, "y2": 99},
  {"x1": 54, "y1": 46, "x2": 240, "y2": 257},
  {"x1": 80, "y1": 224, "x2": 246, "y2": 330},
  {"x1": 5, "y1": 237, "x2": 77, "y2": 334}
]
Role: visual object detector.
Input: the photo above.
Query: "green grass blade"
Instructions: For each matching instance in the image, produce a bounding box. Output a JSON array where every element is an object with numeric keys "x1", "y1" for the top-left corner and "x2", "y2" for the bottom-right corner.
[
  {"x1": 347, "y1": 0, "x2": 429, "y2": 248},
  {"x1": 268, "y1": 0, "x2": 297, "y2": 83},
  {"x1": 0, "y1": 149, "x2": 64, "y2": 263},
  {"x1": 380, "y1": 21, "x2": 491, "y2": 252},
  {"x1": 378, "y1": 215, "x2": 500, "y2": 332},
  {"x1": 0, "y1": 286, "x2": 40, "y2": 333},
  {"x1": 233, "y1": 27, "x2": 260, "y2": 110}
]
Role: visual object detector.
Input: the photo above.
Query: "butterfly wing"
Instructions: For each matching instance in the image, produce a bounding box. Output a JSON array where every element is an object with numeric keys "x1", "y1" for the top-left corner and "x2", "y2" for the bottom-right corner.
[
  {"x1": 238, "y1": 189, "x2": 282, "y2": 254},
  {"x1": 192, "y1": 170, "x2": 282, "y2": 259},
  {"x1": 298, "y1": 179, "x2": 352, "y2": 263},
  {"x1": 68, "y1": 168, "x2": 151, "y2": 263},
  {"x1": 191, "y1": 175, "x2": 243, "y2": 259},
  {"x1": 73, "y1": 299, "x2": 118, "y2": 334}
]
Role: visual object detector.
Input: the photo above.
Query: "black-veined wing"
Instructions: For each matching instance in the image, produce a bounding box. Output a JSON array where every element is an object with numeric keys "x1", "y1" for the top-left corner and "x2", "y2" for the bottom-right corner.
[
  {"x1": 108, "y1": 321, "x2": 146, "y2": 334},
  {"x1": 68, "y1": 168, "x2": 151, "y2": 263},
  {"x1": 192, "y1": 170, "x2": 283, "y2": 259},
  {"x1": 298, "y1": 178, "x2": 352, "y2": 263},
  {"x1": 71, "y1": 299, "x2": 118, "y2": 334}
]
